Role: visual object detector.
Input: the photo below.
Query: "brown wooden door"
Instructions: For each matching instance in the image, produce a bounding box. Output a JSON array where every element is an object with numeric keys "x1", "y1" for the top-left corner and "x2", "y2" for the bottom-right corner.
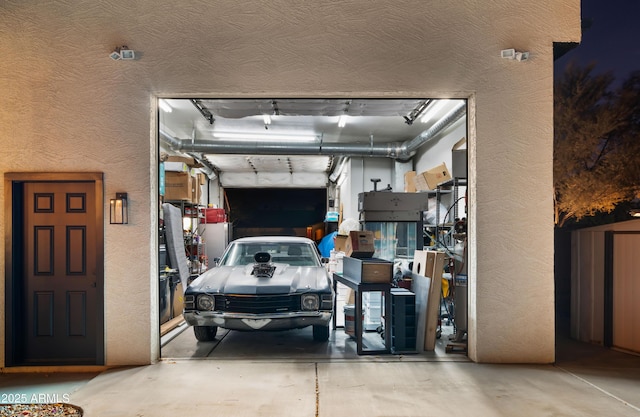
[{"x1": 22, "y1": 181, "x2": 100, "y2": 364}]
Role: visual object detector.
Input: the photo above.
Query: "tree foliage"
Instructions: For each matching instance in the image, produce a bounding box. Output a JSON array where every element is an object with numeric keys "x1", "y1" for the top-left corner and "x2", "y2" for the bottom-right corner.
[{"x1": 554, "y1": 64, "x2": 640, "y2": 227}]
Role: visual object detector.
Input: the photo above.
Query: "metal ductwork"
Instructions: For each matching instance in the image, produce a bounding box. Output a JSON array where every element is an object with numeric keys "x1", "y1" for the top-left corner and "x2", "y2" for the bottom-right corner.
[
  {"x1": 160, "y1": 101, "x2": 466, "y2": 162},
  {"x1": 186, "y1": 152, "x2": 218, "y2": 181},
  {"x1": 329, "y1": 156, "x2": 349, "y2": 183}
]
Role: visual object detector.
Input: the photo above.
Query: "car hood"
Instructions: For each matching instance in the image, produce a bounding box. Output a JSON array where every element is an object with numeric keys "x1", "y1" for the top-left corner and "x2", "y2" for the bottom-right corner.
[{"x1": 187, "y1": 264, "x2": 331, "y2": 295}]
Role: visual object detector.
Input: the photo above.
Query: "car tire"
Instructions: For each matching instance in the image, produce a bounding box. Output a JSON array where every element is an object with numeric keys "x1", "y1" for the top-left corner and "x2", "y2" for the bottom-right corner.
[
  {"x1": 312, "y1": 324, "x2": 330, "y2": 342},
  {"x1": 193, "y1": 325, "x2": 218, "y2": 341}
]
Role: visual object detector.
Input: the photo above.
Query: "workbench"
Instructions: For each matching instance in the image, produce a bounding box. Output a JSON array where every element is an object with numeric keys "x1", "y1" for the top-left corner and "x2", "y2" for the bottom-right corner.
[{"x1": 332, "y1": 273, "x2": 392, "y2": 355}]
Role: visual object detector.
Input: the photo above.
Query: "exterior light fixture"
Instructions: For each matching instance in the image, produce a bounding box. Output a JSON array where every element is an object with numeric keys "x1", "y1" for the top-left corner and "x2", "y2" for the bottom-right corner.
[
  {"x1": 110, "y1": 193, "x2": 128, "y2": 224},
  {"x1": 109, "y1": 45, "x2": 136, "y2": 61},
  {"x1": 501, "y1": 48, "x2": 530, "y2": 62}
]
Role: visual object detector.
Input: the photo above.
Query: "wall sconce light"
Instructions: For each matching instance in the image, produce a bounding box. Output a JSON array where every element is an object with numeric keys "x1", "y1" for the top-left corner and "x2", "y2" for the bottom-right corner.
[{"x1": 110, "y1": 193, "x2": 128, "y2": 224}]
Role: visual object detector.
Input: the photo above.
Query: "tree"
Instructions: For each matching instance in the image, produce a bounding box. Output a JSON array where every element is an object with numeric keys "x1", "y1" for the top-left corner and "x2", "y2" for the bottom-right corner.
[{"x1": 554, "y1": 64, "x2": 640, "y2": 227}]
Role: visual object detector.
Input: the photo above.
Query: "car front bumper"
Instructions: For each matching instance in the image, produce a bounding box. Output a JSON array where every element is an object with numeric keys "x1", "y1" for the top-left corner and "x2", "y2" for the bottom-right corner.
[{"x1": 183, "y1": 310, "x2": 332, "y2": 331}]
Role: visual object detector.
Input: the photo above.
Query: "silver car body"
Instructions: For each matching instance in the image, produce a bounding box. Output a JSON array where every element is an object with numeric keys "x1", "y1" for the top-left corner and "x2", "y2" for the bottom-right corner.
[{"x1": 183, "y1": 236, "x2": 333, "y2": 333}]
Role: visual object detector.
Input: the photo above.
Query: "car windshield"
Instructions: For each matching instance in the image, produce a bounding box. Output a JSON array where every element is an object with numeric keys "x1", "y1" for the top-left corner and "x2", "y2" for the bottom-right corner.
[{"x1": 219, "y1": 241, "x2": 321, "y2": 267}]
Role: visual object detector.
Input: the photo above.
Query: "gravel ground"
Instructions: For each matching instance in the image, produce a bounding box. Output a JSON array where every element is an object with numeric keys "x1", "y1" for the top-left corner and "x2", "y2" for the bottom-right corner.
[{"x1": 0, "y1": 404, "x2": 82, "y2": 416}]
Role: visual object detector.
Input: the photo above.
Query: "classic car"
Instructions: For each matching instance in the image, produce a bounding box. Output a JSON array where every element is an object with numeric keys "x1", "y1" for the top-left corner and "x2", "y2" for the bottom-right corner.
[{"x1": 183, "y1": 236, "x2": 334, "y2": 342}]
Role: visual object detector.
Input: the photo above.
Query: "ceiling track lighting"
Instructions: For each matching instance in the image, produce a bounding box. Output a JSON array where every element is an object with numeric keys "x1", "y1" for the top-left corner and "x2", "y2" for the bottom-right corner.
[
  {"x1": 263, "y1": 114, "x2": 272, "y2": 130},
  {"x1": 404, "y1": 100, "x2": 431, "y2": 125},
  {"x1": 501, "y1": 48, "x2": 530, "y2": 62},
  {"x1": 190, "y1": 99, "x2": 215, "y2": 124},
  {"x1": 109, "y1": 45, "x2": 136, "y2": 61}
]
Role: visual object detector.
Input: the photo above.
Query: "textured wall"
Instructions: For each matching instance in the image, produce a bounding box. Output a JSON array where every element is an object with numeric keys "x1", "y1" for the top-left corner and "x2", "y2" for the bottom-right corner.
[{"x1": 0, "y1": 0, "x2": 580, "y2": 365}]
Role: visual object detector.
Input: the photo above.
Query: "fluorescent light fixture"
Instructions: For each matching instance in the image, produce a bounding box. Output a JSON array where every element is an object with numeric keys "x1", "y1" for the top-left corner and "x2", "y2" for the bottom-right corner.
[
  {"x1": 263, "y1": 114, "x2": 272, "y2": 125},
  {"x1": 338, "y1": 115, "x2": 348, "y2": 128},
  {"x1": 212, "y1": 132, "x2": 317, "y2": 141},
  {"x1": 420, "y1": 99, "x2": 452, "y2": 123},
  {"x1": 159, "y1": 100, "x2": 173, "y2": 113}
]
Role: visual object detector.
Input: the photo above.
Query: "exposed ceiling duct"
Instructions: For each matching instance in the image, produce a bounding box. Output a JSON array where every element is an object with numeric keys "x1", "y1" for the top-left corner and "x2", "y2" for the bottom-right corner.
[{"x1": 160, "y1": 101, "x2": 466, "y2": 163}]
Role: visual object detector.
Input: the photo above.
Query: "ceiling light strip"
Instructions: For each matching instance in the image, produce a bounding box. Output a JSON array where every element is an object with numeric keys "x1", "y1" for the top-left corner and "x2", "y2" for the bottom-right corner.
[{"x1": 213, "y1": 132, "x2": 317, "y2": 142}]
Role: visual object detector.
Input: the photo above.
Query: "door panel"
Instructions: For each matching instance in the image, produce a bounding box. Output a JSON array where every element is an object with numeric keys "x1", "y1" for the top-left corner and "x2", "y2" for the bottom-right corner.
[
  {"x1": 23, "y1": 181, "x2": 98, "y2": 364},
  {"x1": 612, "y1": 234, "x2": 640, "y2": 353}
]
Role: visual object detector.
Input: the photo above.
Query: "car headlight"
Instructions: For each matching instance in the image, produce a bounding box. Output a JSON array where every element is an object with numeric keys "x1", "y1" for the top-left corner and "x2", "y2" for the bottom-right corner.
[
  {"x1": 197, "y1": 294, "x2": 215, "y2": 311},
  {"x1": 301, "y1": 294, "x2": 319, "y2": 311}
]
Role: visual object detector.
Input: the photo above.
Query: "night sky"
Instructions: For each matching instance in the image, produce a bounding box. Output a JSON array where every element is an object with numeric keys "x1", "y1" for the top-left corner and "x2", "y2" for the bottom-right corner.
[{"x1": 554, "y1": 0, "x2": 640, "y2": 85}]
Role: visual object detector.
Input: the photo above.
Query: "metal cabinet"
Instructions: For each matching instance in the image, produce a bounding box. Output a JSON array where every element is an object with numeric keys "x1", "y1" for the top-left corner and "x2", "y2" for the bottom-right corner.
[{"x1": 358, "y1": 192, "x2": 428, "y2": 261}]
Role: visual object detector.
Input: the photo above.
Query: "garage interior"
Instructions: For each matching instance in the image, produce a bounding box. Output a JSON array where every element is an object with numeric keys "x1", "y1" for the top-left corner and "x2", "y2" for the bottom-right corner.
[{"x1": 157, "y1": 98, "x2": 469, "y2": 359}]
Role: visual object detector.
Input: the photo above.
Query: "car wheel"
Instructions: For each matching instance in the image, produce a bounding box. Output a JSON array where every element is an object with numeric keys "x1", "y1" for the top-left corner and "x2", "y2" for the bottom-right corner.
[
  {"x1": 312, "y1": 324, "x2": 330, "y2": 342},
  {"x1": 193, "y1": 325, "x2": 218, "y2": 341}
]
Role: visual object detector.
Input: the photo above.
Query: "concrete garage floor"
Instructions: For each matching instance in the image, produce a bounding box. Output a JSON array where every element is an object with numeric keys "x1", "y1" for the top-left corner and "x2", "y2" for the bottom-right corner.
[
  {"x1": 160, "y1": 321, "x2": 463, "y2": 361},
  {"x1": 2, "y1": 325, "x2": 640, "y2": 417}
]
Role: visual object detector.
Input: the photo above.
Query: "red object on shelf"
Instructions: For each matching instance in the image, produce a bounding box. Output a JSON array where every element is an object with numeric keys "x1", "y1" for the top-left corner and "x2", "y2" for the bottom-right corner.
[{"x1": 200, "y1": 208, "x2": 226, "y2": 223}]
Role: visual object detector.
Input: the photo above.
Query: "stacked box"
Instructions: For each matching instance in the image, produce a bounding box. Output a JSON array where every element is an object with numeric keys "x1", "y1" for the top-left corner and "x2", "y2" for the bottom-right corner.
[
  {"x1": 414, "y1": 162, "x2": 452, "y2": 191},
  {"x1": 164, "y1": 171, "x2": 192, "y2": 201},
  {"x1": 452, "y1": 137, "x2": 467, "y2": 179},
  {"x1": 342, "y1": 256, "x2": 392, "y2": 283},
  {"x1": 334, "y1": 231, "x2": 375, "y2": 258}
]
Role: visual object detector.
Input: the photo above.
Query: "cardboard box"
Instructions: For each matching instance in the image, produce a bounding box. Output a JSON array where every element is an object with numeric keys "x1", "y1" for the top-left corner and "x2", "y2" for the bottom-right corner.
[
  {"x1": 404, "y1": 171, "x2": 417, "y2": 193},
  {"x1": 452, "y1": 137, "x2": 467, "y2": 179},
  {"x1": 414, "y1": 162, "x2": 452, "y2": 191},
  {"x1": 192, "y1": 182, "x2": 202, "y2": 204},
  {"x1": 412, "y1": 250, "x2": 436, "y2": 278},
  {"x1": 164, "y1": 171, "x2": 193, "y2": 201},
  {"x1": 165, "y1": 155, "x2": 198, "y2": 166},
  {"x1": 334, "y1": 231, "x2": 375, "y2": 258},
  {"x1": 343, "y1": 256, "x2": 393, "y2": 283},
  {"x1": 163, "y1": 161, "x2": 189, "y2": 172},
  {"x1": 334, "y1": 234, "x2": 350, "y2": 253}
]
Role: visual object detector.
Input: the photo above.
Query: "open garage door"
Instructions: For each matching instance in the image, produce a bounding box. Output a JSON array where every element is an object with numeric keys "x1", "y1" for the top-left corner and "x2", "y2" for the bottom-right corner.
[{"x1": 158, "y1": 98, "x2": 468, "y2": 361}]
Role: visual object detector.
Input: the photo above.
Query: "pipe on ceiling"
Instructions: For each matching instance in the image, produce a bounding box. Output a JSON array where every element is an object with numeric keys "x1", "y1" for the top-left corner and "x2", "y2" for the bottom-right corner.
[{"x1": 160, "y1": 101, "x2": 466, "y2": 162}]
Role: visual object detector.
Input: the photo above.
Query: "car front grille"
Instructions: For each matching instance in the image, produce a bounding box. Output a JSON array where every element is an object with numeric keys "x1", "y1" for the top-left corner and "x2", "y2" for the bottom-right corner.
[{"x1": 214, "y1": 294, "x2": 301, "y2": 314}]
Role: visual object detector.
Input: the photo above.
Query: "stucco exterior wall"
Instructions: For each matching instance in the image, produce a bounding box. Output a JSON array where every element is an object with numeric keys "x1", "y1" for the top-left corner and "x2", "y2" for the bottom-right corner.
[{"x1": 0, "y1": 0, "x2": 580, "y2": 366}]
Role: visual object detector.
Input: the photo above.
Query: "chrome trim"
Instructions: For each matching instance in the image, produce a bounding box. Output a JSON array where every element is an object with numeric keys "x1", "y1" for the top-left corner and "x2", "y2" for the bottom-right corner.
[{"x1": 186, "y1": 310, "x2": 331, "y2": 320}]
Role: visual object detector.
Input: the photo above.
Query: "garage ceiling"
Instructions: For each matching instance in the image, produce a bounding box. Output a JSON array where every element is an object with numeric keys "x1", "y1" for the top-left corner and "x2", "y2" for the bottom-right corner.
[{"x1": 159, "y1": 98, "x2": 465, "y2": 187}]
